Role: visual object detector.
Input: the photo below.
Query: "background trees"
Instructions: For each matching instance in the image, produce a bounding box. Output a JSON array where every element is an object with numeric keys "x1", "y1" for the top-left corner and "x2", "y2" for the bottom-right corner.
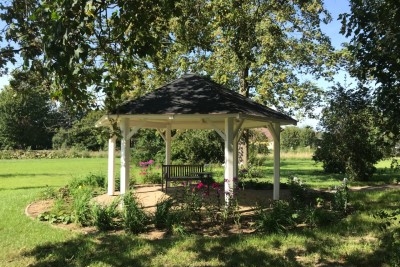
[
  {"x1": 313, "y1": 85, "x2": 384, "y2": 181},
  {"x1": 0, "y1": 0, "x2": 340, "y2": 166},
  {"x1": 52, "y1": 110, "x2": 109, "y2": 151},
  {"x1": 0, "y1": 70, "x2": 57, "y2": 149},
  {"x1": 0, "y1": 0, "x2": 337, "y2": 116},
  {"x1": 281, "y1": 126, "x2": 317, "y2": 151}
]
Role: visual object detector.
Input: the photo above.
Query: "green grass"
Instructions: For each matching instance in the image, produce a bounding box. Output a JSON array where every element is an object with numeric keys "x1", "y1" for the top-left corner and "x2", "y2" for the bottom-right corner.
[{"x1": 1, "y1": 157, "x2": 400, "y2": 266}]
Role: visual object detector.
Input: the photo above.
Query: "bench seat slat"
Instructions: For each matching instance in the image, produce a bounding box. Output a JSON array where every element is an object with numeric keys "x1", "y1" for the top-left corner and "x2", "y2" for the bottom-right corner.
[{"x1": 162, "y1": 164, "x2": 205, "y2": 192}]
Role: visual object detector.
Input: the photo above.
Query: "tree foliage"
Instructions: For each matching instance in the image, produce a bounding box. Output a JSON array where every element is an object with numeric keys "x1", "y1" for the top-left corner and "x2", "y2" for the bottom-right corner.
[
  {"x1": 172, "y1": 130, "x2": 224, "y2": 164},
  {"x1": 130, "y1": 129, "x2": 224, "y2": 165},
  {"x1": 340, "y1": 0, "x2": 400, "y2": 143},
  {"x1": 0, "y1": 70, "x2": 57, "y2": 149},
  {"x1": 131, "y1": 129, "x2": 165, "y2": 165},
  {"x1": 0, "y1": 0, "x2": 177, "y2": 111},
  {"x1": 313, "y1": 85, "x2": 383, "y2": 181},
  {"x1": 281, "y1": 126, "x2": 317, "y2": 151},
  {"x1": 0, "y1": 0, "x2": 339, "y2": 119},
  {"x1": 52, "y1": 110, "x2": 109, "y2": 151}
]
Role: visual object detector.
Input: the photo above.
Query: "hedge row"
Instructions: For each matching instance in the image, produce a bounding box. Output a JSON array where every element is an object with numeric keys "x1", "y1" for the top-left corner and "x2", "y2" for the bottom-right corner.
[{"x1": 0, "y1": 149, "x2": 110, "y2": 159}]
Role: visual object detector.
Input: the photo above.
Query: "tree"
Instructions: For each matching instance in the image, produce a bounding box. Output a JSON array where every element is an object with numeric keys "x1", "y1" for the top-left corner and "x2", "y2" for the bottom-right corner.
[
  {"x1": 52, "y1": 110, "x2": 109, "y2": 151},
  {"x1": 0, "y1": 70, "x2": 56, "y2": 149},
  {"x1": 281, "y1": 126, "x2": 317, "y2": 151},
  {"x1": 131, "y1": 129, "x2": 165, "y2": 165},
  {"x1": 154, "y1": 0, "x2": 339, "y2": 165},
  {"x1": 0, "y1": 0, "x2": 178, "y2": 111},
  {"x1": 313, "y1": 85, "x2": 383, "y2": 181},
  {"x1": 340, "y1": 0, "x2": 400, "y2": 144},
  {"x1": 0, "y1": 1, "x2": 341, "y2": 164},
  {"x1": 172, "y1": 130, "x2": 224, "y2": 164}
]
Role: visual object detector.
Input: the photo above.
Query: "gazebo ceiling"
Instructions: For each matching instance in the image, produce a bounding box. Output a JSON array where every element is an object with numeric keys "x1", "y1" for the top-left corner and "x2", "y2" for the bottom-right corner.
[{"x1": 96, "y1": 74, "x2": 297, "y2": 130}]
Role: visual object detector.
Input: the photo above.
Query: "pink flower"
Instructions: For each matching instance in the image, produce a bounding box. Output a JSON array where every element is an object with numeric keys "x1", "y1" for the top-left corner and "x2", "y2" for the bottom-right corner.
[
  {"x1": 148, "y1": 159, "x2": 155, "y2": 165},
  {"x1": 197, "y1": 182, "x2": 204, "y2": 189}
]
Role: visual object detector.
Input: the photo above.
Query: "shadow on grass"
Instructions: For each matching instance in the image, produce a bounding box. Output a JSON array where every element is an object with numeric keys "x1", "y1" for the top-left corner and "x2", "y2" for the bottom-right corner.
[
  {"x1": 22, "y1": 234, "x2": 305, "y2": 267},
  {"x1": 21, "y1": 234, "x2": 167, "y2": 267}
]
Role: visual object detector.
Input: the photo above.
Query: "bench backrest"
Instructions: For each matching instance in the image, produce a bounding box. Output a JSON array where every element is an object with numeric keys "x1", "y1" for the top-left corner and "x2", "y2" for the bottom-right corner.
[{"x1": 162, "y1": 164, "x2": 204, "y2": 178}]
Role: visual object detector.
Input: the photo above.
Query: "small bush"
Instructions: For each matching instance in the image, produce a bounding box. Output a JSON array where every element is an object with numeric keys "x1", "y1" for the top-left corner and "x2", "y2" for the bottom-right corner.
[
  {"x1": 71, "y1": 186, "x2": 94, "y2": 226},
  {"x1": 332, "y1": 184, "x2": 349, "y2": 214},
  {"x1": 92, "y1": 201, "x2": 120, "y2": 231},
  {"x1": 254, "y1": 200, "x2": 297, "y2": 234},
  {"x1": 154, "y1": 197, "x2": 174, "y2": 230},
  {"x1": 122, "y1": 192, "x2": 149, "y2": 234}
]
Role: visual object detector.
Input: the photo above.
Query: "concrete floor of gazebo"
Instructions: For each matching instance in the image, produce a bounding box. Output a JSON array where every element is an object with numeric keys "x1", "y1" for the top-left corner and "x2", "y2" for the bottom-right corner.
[{"x1": 93, "y1": 184, "x2": 291, "y2": 213}]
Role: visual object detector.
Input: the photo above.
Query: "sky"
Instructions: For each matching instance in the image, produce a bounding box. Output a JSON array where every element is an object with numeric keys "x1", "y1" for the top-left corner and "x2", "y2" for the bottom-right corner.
[
  {"x1": 298, "y1": 0, "x2": 352, "y2": 128},
  {"x1": 0, "y1": 1, "x2": 352, "y2": 127}
]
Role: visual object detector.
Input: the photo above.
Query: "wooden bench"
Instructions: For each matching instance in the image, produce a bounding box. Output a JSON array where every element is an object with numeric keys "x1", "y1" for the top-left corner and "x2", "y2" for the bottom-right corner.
[{"x1": 162, "y1": 164, "x2": 205, "y2": 192}]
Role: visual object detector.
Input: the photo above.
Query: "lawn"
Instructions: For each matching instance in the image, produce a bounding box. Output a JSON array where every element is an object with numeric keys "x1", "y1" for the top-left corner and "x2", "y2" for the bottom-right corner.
[{"x1": 0, "y1": 157, "x2": 399, "y2": 266}]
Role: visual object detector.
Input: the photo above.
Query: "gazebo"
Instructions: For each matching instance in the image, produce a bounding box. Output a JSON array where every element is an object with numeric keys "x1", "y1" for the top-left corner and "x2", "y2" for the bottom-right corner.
[{"x1": 96, "y1": 74, "x2": 297, "y2": 204}]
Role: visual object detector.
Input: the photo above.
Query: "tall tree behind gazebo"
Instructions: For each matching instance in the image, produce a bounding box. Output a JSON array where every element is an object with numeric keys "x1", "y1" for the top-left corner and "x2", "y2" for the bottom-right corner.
[
  {"x1": 1, "y1": 0, "x2": 338, "y2": 131},
  {"x1": 130, "y1": 0, "x2": 337, "y2": 165}
]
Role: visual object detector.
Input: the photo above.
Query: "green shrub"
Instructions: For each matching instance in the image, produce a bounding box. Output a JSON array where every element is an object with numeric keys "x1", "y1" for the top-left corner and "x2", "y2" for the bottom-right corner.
[
  {"x1": 92, "y1": 201, "x2": 120, "y2": 231},
  {"x1": 154, "y1": 197, "x2": 175, "y2": 230},
  {"x1": 254, "y1": 200, "x2": 297, "y2": 234},
  {"x1": 122, "y1": 192, "x2": 149, "y2": 234},
  {"x1": 332, "y1": 184, "x2": 349, "y2": 214},
  {"x1": 71, "y1": 186, "x2": 94, "y2": 226},
  {"x1": 138, "y1": 160, "x2": 162, "y2": 184}
]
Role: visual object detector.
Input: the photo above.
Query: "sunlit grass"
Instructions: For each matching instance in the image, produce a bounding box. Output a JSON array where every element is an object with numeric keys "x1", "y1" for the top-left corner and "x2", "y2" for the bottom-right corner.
[{"x1": 1, "y1": 157, "x2": 400, "y2": 266}]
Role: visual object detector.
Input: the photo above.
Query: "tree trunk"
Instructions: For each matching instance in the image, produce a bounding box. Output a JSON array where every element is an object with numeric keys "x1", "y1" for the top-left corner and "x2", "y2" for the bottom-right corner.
[{"x1": 239, "y1": 66, "x2": 250, "y2": 168}]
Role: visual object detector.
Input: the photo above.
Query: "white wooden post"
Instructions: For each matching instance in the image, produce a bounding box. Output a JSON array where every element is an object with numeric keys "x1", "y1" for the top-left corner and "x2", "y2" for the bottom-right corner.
[
  {"x1": 224, "y1": 117, "x2": 234, "y2": 205},
  {"x1": 165, "y1": 125, "x2": 172, "y2": 165},
  {"x1": 107, "y1": 136, "x2": 116, "y2": 196},
  {"x1": 120, "y1": 118, "x2": 130, "y2": 194},
  {"x1": 233, "y1": 136, "x2": 239, "y2": 180},
  {"x1": 273, "y1": 122, "x2": 281, "y2": 200}
]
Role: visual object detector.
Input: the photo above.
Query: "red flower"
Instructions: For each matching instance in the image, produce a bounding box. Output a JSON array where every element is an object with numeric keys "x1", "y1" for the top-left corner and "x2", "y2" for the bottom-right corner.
[{"x1": 197, "y1": 182, "x2": 204, "y2": 189}]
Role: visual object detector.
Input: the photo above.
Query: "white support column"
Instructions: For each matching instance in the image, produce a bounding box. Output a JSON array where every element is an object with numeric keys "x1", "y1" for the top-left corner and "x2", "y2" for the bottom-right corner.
[
  {"x1": 120, "y1": 118, "x2": 130, "y2": 194},
  {"x1": 224, "y1": 117, "x2": 235, "y2": 205},
  {"x1": 233, "y1": 135, "x2": 239, "y2": 180},
  {"x1": 165, "y1": 125, "x2": 172, "y2": 165},
  {"x1": 272, "y1": 122, "x2": 281, "y2": 200},
  {"x1": 107, "y1": 136, "x2": 116, "y2": 196}
]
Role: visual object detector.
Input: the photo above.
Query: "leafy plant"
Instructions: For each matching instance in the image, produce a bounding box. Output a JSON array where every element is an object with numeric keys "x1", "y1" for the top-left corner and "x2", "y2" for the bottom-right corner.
[
  {"x1": 254, "y1": 200, "x2": 297, "y2": 234},
  {"x1": 92, "y1": 201, "x2": 120, "y2": 231},
  {"x1": 69, "y1": 173, "x2": 106, "y2": 190},
  {"x1": 154, "y1": 197, "x2": 175, "y2": 230},
  {"x1": 313, "y1": 85, "x2": 384, "y2": 181},
  {"x1": 71, "y1": 185, "x2": 94, "y2": 226},
  {"x1": 332, "y1": 184, "x2": 349, "y2": 214},
  {"x1": 37, "y1": 212, "x2": 73, "y2": 224},
  {"x1": 122, "y1": 192, "x2": 149, "y2": 234},
  {"x1": 139, "y1": 159, "x2": 161, "y2": 184}
]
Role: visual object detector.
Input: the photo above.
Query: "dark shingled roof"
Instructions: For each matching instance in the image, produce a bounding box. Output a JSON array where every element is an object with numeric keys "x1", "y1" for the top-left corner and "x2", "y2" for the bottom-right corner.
[{"x1": 114, "y1": 74, "x2": 296, "y2": 124}]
